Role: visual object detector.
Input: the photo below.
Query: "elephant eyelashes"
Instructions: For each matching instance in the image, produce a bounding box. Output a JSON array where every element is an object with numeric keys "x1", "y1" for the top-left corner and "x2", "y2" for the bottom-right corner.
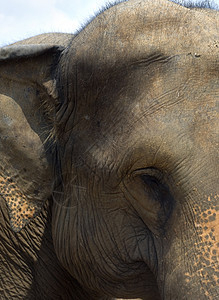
[
  {"x1": 141, "y1": 174, "x2": 160, "y2": 187},
  {"x1": 141, "y1": 173, "x2": 172, "y2": 203}
]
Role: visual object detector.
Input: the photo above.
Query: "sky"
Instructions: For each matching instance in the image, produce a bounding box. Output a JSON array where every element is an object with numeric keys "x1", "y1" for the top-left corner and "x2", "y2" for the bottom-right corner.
[{"x1": 0, "y1": 0, "x2": 218, "y2": 47}]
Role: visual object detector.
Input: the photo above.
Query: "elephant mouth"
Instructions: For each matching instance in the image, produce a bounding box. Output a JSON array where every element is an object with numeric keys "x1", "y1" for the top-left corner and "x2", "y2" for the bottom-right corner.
[
  {"x1": 69, "y1": 232, "x2": 161, "y2": 299},
  {"x1": 107, "y1": 263, "x2": 161, "y2": 299},
  {"x1": 74, "y1": 258, "x2": 160, "y2": 299}
]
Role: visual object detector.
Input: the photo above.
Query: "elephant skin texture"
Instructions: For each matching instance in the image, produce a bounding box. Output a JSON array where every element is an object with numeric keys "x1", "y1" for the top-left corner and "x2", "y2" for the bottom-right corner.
[{"x1": 0, "y1": 0, "x2": 218, "y2": 299}]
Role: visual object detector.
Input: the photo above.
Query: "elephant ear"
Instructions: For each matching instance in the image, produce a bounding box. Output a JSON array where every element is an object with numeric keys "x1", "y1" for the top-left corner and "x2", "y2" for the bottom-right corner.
[{"x1": 0, "y1": 44, "x2": 63, "y2": 232}]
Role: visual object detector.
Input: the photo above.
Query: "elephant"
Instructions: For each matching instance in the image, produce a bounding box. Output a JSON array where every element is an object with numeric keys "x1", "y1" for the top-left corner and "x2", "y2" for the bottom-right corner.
[{"x1": 0, "y1": 0, "x2": 218, "y2": 299}]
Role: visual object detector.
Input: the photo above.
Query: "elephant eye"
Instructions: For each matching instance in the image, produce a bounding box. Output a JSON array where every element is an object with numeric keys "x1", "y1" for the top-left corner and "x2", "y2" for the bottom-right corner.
[
  {"x1": 141, "y1": 174, "x2": 160, "y2": 194},
  {"x1": 141, "y1": 174, "x2": 164, "y2": 201},
  {"x1": 141, "y1": 174, "x2": 160, "y2": 188},
  {"x1": 133, "y1": 168, "x2": 171, "y2": 203},
  {"x1": 123, "y1": 167, "x2": 174, "y2": 230},
  {"x1": 133, "y1": 167, "x2": 164, "y2": 184}
]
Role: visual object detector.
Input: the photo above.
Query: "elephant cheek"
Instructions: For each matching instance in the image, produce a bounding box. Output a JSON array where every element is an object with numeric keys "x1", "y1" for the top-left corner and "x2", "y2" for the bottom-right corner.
[
  {"x1": 157, "y1": 194, "x2": 218, "y2": 299},
  {"x1": 51, "y1": 200, "x2": 76, "y2": 272}
]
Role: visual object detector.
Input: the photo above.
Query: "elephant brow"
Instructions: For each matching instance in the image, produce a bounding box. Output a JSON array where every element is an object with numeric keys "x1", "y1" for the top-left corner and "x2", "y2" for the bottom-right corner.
[{"x1": 130, "y1": 53, "x2": 172, "y2": 68}]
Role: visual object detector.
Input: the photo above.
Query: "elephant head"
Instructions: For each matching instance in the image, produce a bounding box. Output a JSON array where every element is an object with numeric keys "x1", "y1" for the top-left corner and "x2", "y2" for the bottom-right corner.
[{"x1": 0, "y1": 0, "x2": 218, "y2": 299}]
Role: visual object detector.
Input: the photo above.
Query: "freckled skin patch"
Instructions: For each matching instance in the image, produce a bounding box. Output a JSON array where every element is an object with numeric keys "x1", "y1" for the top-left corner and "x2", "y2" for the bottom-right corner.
[
  {"x1": 0, "y1": 173, "x2": 42, "y2": 232},
  {"x1": 185, "y1": 194, "x2": 219, "y2": 298}
]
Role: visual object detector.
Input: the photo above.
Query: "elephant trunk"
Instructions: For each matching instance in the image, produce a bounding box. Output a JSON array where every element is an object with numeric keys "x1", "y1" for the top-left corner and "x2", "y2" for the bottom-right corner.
[
  {"x1": 156, "y1": 192, "x2": 218, "y2": 300},
  {"x1": 159, "y1": 254, "x2": 218, "y2": 300}
]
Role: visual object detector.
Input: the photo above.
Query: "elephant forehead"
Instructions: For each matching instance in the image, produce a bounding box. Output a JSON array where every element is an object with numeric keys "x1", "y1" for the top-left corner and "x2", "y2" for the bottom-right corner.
[
  {"x1": 72, "y1": 55, "x2": 218, "y2": 160},
  {"x1": 71, "y1": 0, "x2": 218, "y2": 63},
  {"x1": 70, "y1": 1, "x2": 218, "y2": 127},
  {"x1": 67, "y1": 0, "x2": 218, "y2": 170},
  {"x1": 70, "y1": 65, "x2": 218, "y2": 175}
]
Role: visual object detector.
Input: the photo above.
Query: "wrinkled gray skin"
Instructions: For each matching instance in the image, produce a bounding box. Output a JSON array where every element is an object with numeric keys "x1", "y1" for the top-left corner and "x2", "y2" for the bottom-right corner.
[
  {"x1": 0, "y1": 0, "x2": 218, "y2": 299},
  {"x1": 0, "y1": 33, "x2": 112, "y2": 300}
]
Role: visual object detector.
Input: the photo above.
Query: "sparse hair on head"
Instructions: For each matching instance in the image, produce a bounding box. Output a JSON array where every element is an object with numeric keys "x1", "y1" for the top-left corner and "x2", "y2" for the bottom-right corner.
[
  {"x1": 75, "y1": 0, "x2": 218, "y2": 36},
  {"x1": 171, "y1": 0, "x2": 218, "y2": 9}
]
